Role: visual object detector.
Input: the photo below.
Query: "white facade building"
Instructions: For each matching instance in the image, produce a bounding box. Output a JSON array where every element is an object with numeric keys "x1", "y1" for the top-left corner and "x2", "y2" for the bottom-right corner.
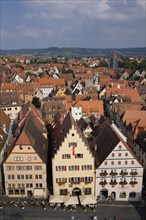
[{"x1": 94, "y1": 122, "x2": 143, "y2": 202}]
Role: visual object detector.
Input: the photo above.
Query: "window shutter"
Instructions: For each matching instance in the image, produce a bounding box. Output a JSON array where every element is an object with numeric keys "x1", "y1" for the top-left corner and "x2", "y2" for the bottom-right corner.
[
  {"x1": 56, "y1": 166, "x2": 58, "y2": 171},
  {"x1": 82, "y1": 165, "x2": 83, "y2": 170},
  {"x1": 56, "y1": 178, "x2": 58, "y2": 183},
  {"x1": 90, "y1": 165, "x2": 92, "y2": 170}
]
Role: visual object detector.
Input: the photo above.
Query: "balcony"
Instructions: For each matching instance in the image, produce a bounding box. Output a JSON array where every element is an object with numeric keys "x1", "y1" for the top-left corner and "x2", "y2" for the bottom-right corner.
[
  {"x1": 119, "y1": 171, "x2": 128, "y2": 176},
  {"x1": 109, "y1": 171, "x2": 118, "y2": 176},
  {"x1": 129, "y1": 181, "x2": 137, "y2": 186},
  {"x1": 119, "y1": 181, "x2": 127, "y2": 187},
  {"x1": 99, "y1": 180, "x2": 107, "y2": 187},
  {"x1": 130, "y1": 171, "x2": 138, "y2": 176},
  {"x1": 109, "y1": 181, "x2": 118, "y2": 187},
  {"x1": 100, "y1": 171, "x2": 108, "y2": 177}
]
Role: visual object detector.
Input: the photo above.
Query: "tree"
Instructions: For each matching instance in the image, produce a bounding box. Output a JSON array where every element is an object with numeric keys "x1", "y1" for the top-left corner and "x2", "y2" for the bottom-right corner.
[
  {"x1": 131, "y1": 60, "x2": 138, "y2": 70},
  {"x1": 32, "y1": 97, "x2": 41, "y2": 109},
  {"x1": 98, "y1": 60, "x2": 108, "y2": 67},
  {"x1": 138, "y1": 60, "x2": 146, "y2": 69}
]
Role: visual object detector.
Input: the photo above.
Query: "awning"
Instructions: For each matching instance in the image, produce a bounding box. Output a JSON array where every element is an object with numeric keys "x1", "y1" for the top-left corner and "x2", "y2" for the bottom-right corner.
[
  {"x1": 80, "y1": 195, "x2": 97, "y2": 205},
  {"x1": 64, "y1": 196, "x2": 79, "y2": 207},
  {"x1": 49, "y1": 195, "x2": 64, "y2": 204}
]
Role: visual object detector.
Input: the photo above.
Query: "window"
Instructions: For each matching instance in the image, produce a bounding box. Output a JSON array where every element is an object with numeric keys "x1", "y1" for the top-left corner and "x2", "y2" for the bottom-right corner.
[
  {"x1": 34, "y1": 166, "x2": 42, "y2": 170},
  {"x1": 8, "y1": 190, "x2": 13, "y2": 195},
  {"x1": 36, "y1": 174, "x2": 42, "y2": 179},
  {"x1": 20, "y1": 189, "x2": 25, "y2": 195},
  {"x1": 69, "y1": 165, "x2": 79, "y2": 171},
  {"x1": 112, "y1": 153, "x2": 114, "y2": 157},
  {"x1": 70, "y1": 177, "x2": 81, "y2": 183},
  {"x1": 84, "y1": 188, "x2": 91, "y2": 195},
  {"x1": 129, "y1": 192, "x2": 136, "y2": 198},
  {"x1": 8, "y1": 175, "x2": 14, "y2": 180},
  {"x1": 14, "y1": 156, "x2": 23, "y2": 161},
  {"x1": 72, "y1": 133, "x2": 74, "y2": 136},
  {"x1": 14, "y1": 190, "x2": 19, "y2": 195},
  {"x1": 75, "y1": 154, "x2": 83, "y2": 158},
  {"x1": 125, "y1": 153, "x2": 128, "y2": 157},
  {"x1": 17, "y1": 175, "x2": 20, "y2": 180},
  {"x1": 16, "y1": 166, "x2": 32, "y2": 170},
  {"x1": 131, "y1": 161, "x2": 134, "y2": 165},
  {"x1": 21, "y1": 175, "x2": 24, "y2": 179},
  {"x1": 56, "y1": 166, "x2": 66, "y2": 171},
  {"x1": 119, "y1": 192, "x2": 126, "y2": 198},
  {"x1": 57, "y1": 178, "x2": 67, "y2": 183},
  {"x1": 26, "y1": 183, "x2": 33, "y2": 188},
  {"x1": 111, "y1": 161, "x2": 114, "y2": 165},
  {"x1": 20, "y1": 146, "x2": 23, "y2": 150},
  {"x1": 69, "y1": 142, "x2": 77, "y2": 147},
  {"x1": 62, "y1": 154, "x2": 70, "y2": 159},
  {"x1": 60, "y1": 189, "x2": 68, "y2": 195},
  {"x1": 118, "y1": 153, "x2": 121, "y2": 157},
  {"x1": 27, "y1": 156, "x2": 32, "y2": 161},
  {"x1": 82, "y1": 165, "x2": 92, "y2": 170},
  {"x1": 118, "y1": 161, "x2": 121, "y2": 165},
  {"x1": 6, "y1": 166, "x2": 14, "y2": 171},
  {"x1": 84, "y1": 177, "x2": 93, "y2": 182},
  {"x1": 125, "y1": 161, "x2": 128, "y2": 165},
  {"x1": 36, "y1": 183, "x2": 42, "y2": 188},
  {"x1": 119, "y1": 145, "x2": 122, "y2": 149},
  {"x1": 105, "y1": 161, "x2": 107, "y2": 165}
]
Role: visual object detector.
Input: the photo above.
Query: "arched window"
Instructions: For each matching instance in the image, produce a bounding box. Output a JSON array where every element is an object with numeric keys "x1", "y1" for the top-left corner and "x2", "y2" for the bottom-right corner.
[
  {"x1": 129, "y1": 192, "x2": 136, "y2": 198},
  {"x1": 119, "y1": 192, "x2": 126, "y2": 198}
]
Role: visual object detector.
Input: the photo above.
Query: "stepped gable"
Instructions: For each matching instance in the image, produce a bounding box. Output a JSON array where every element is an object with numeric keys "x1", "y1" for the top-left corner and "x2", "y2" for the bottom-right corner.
[
  {"x1": 52, "y1": 112, "x2": 92, "y2": 157},
  {"x1": 92, "y1": 120, "x2": 120, "y2": 167}
]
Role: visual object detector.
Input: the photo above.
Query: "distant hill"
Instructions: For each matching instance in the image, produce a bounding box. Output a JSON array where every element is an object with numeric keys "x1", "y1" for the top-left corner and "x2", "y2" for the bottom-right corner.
[{"x1": 0, "y1": 47, "x2": 145, "y2": 57}]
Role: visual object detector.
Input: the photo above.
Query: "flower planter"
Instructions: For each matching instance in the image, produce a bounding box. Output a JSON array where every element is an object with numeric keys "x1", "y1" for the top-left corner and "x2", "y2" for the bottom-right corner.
[
  {"x1": 110, "y1": 172, "x2": 118, "y2": 176},
  {"x1": 99, "y1": 181, "x2": 107, "y2": 187},
  {"x1": 130, "y1": 172, "x2": 138, "y2": 176},
  {"x1": 120, "y1": 172, "x2": 128, "y2": 176},
  {"x1": 109, "y1": 181, "x2": 117, "y2": 187},
  {"x1": 100, "y1": 172, "x2": 108, "y2": 177},
  {"x1": 129, "y1": 181, "x2": 137, "y2": 186}
]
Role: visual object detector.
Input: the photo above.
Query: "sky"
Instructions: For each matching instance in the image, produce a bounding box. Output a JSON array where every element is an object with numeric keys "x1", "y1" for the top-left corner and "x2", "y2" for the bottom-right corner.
[{"x1": 0, "y1": 0, "x2": 146, "y2": 49}]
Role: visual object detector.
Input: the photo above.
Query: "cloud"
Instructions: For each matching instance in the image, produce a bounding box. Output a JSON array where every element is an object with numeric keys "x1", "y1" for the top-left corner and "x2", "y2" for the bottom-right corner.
[
  {"x1": 17, "y1": 26, "x2": 40, "y2": 37},
  {"x1": 16, "y1": 25, "x2": 53, "y2": 38},
  {"x1": 24, "y1": 0, "x2": 145, "y2": 21},
  {"x1": 0, "y1": 30, "x2": 11, "y2": 38}
]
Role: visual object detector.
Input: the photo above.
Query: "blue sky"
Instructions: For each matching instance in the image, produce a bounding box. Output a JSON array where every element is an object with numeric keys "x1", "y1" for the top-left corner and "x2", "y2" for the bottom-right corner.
[{"x1": 0, "y1": 0, "x2": 145, "y2": 49}]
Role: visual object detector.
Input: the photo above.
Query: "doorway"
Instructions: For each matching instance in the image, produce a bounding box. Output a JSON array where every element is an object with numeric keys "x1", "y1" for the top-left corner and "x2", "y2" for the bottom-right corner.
[
  {"x1": 72, "y1": 187, "x2": 81, "y2": 196},
  {"x1": 100, "y1": 188, "x2": 108, "y2": 199}
]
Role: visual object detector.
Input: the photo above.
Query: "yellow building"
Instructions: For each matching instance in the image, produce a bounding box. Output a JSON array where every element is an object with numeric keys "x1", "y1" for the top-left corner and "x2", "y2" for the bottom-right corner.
[
  {"x1": 52, "y1": 112, "x2": 95, "y2": 196},
  {"x1": 3, "y1": 112, "x2": 48, "y2": 198}
]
